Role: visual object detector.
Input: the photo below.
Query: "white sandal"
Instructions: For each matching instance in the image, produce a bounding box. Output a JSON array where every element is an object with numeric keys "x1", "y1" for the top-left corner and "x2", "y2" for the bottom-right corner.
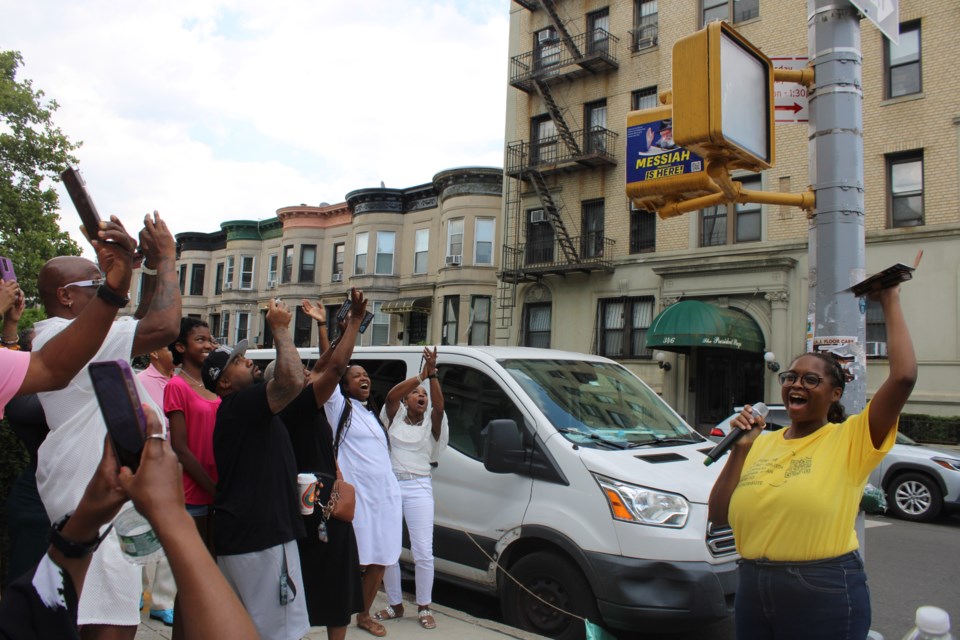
[{"x1": 418, "y1": 608, "x2": 437, "y2": 629}]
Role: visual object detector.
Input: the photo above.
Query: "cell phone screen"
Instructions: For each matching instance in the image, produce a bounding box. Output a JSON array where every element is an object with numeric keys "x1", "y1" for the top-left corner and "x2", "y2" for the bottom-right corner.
[{"x1": 89, "y1": 361, "x2": 147, "y2": 471}]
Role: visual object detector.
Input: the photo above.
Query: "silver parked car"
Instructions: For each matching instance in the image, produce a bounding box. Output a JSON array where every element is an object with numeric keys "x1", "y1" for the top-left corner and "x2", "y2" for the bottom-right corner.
[{"x1": 710, "y1": 405, "x2": 960, "y2": 522}]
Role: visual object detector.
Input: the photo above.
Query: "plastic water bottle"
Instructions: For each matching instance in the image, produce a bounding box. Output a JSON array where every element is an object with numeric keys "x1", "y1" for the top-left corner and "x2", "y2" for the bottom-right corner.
[
  {"x1": 902, "y1": 606, "x2": 954, "y2": 640},
  {"x1": 113, "y1": 507, "x2": 165, "y2": 565}
]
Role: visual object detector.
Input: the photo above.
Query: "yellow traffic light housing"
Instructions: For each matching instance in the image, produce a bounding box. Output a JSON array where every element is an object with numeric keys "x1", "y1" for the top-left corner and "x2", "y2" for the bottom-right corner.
[{"x1": 672, "y1": 21, "x2": 775, "y2": 171}]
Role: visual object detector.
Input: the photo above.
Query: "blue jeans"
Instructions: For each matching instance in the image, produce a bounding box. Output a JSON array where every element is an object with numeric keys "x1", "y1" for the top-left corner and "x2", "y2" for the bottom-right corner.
[{"x1": 735, "y1": 551, "x2": 871, "y2": 640}]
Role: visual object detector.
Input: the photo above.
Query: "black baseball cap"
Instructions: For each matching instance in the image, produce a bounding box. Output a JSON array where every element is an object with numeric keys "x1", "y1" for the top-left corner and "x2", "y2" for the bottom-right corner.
[{"x1": 201, "y1": 339, "x2": 248, "y2": 393}]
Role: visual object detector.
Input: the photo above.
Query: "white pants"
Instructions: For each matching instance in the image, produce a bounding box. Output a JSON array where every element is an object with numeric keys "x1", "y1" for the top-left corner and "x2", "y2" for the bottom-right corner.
[
  {"x1": 384, "y1": 477, "x2": 435, "y2": 607},
  {"x1": 142, "y1": 555, "x2": 177, "y2": 610}
]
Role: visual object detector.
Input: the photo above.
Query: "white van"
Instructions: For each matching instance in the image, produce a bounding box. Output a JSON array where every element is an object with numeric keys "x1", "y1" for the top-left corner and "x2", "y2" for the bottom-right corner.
[{"x1": 246, "y1": 345, "x2": 738, "y2": 639}]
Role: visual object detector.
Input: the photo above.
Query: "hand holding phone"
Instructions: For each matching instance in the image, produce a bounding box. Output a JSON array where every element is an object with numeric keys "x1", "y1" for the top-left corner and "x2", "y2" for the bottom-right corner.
[
  {"x1": 89, "y1": 361, "x2": 149, "y2": 472},
  {"x1": 61, "y1": 166, "x2": 102, "y2": 240}
]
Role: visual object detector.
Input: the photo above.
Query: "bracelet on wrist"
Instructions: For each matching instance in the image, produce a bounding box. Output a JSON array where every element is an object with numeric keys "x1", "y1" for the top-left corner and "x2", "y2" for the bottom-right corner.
[
  {"x1": 1, "y1": 336, "x2": 19, "y2": 345},
  {"x1": 141, "y1": 265, "x2": 158, "y2": 276}
]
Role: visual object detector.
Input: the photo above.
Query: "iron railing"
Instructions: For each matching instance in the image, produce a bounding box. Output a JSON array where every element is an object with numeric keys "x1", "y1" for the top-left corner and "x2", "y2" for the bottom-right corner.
[
  {"x1": 501, "y1": 235, "x2": 615, "y2": 280},
  {"x1": 510, "y1": 29, "x2": 619, "y2": 91},
  {"x1": 505, "y1": 128, "x2": 618, "y2": 176}
]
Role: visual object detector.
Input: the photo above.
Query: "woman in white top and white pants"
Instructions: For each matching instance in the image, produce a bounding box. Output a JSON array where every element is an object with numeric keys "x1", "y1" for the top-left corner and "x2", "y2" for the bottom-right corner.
[{"x1": 376, "y1": 347, "x2": 448, "y2": 630}]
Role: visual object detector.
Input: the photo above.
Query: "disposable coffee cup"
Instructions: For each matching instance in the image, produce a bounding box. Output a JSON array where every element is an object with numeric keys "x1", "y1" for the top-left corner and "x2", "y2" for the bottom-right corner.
[{"x1": 297, "y1": 473, "x2": 318, "y2": 515}]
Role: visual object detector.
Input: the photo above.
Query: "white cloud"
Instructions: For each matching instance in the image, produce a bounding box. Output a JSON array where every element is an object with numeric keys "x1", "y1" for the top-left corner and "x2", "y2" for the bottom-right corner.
[{"x1": 0, "y1": 0, "x2": 509, "y2": 253}]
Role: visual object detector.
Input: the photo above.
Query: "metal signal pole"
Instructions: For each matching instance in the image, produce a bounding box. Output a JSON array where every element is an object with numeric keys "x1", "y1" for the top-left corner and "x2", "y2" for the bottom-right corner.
[{"x1": 808, "y1": 0, "x2": 867, "y2": 414}]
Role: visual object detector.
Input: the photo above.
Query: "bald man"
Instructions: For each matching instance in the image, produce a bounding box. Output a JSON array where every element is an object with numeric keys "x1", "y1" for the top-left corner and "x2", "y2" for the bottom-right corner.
[{"x1": 33, "y1": 212, "x2": 181, "y2": 640}]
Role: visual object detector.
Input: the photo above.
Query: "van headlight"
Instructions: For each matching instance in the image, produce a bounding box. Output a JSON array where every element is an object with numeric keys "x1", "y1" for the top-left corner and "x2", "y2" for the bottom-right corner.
[{"x1": 593, "y1": 474, "x2": 689, "y2": 528}]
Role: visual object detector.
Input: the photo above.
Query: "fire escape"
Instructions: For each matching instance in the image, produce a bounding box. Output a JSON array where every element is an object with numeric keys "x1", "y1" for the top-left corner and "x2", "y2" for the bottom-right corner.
[{"x1": 498, "y1": 0, "x2": 620, "y2": 330}]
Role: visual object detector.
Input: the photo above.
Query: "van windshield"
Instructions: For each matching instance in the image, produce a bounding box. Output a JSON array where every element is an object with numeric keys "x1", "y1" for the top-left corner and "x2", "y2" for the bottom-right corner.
[{"x1": 500, "y1": 358, "x2": 702, "y2": 448}]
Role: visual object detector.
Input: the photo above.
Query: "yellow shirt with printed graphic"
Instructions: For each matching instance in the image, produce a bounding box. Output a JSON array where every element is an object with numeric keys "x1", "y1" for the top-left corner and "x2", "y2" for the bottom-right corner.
[{"x1": 728, "y1": 402, "x2": 896, "y2": 562}]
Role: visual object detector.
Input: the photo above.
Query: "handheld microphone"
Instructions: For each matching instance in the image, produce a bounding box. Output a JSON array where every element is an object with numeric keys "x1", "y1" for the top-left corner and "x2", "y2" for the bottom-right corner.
[{"x1": 703, "y1": 402, "x2": 769, "y2": 467}]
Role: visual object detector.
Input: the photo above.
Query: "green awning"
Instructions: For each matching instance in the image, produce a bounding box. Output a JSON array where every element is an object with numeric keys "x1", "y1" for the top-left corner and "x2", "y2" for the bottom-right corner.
[
  {"x1": 646, "y1": 300, "x2": 765, "y2": 353},
  {"x1": 381, "y1": 296, "x2": 433, "y2": 315}
]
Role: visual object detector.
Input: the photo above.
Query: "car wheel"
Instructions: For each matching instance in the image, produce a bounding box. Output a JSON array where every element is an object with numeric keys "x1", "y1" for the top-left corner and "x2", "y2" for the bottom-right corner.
[
  {"x1": 500, "y1": 551, "x2": 601, "y2": 640},
  {"x1": 886, "y1": 472, "x2": 943, "y2": 522}
]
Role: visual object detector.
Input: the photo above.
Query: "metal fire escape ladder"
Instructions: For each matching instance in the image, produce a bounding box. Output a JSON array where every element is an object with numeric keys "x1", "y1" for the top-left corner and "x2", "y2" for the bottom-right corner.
[
  {"x1": 533, "y1": 79, "x2": 581, "y2": 156},
  {"x1": 527, "y1": 169, "x2": 578, "y2": 263},
  {"x1": 540, "y1": 0, "x2": 581, "y2": 59}
]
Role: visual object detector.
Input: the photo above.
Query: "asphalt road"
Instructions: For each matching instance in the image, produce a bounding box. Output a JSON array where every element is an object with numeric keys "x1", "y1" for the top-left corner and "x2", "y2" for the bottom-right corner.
[{"x1": 427, "y1": 512, "x2": 960, "y2": 640}]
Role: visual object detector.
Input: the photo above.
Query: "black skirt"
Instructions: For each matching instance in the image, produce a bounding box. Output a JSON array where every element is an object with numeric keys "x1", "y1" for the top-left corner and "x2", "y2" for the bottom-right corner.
[{"x1": 297, "y1": 511, "x2": 364, "y2": 628}]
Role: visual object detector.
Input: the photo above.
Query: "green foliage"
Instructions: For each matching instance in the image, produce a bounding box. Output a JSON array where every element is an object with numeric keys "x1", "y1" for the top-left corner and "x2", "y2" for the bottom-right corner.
[
  {"x1": 17, "y1": 306, "x2": 45, "y2": 332},
  {"x1": 899, "y1": 414, "x2": 960, "y2": 446},
  {"x1": 0, "y1": 50, "x2": 82, "y2": 303}
]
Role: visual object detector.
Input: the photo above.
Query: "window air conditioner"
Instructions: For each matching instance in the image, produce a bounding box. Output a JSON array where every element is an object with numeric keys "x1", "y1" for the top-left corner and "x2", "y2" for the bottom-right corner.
[
  {"x1": 445, "y1": 255, "x2": 462, "y2": 266},
  {"x1": 538, "y1": 29, "x2": 557, "y2": 44},
  {"x1": 865, "y1": 341, "x2": 888, "y2": 357},
  {"x1": 223, "y1": 282, "x2": 234, "y2": 291},
  {"x1": 266, "y1": 280, "x2": 277, "y2": 289},
  {"x1": 332, "y1": 272, "x2": 343, "y2": 283},
  {"x1": 530, "y1": 210, "x2": 548, "y2": 223}
]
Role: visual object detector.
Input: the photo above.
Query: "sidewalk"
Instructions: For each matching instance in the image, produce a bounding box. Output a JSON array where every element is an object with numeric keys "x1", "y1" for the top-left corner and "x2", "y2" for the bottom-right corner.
[{"x1": 135, "y1": 590, "x2": 548, "y2": 640}]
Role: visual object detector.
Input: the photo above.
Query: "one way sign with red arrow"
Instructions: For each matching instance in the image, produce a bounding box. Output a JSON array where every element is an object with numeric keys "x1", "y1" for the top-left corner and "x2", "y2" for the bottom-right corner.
[{"x1": 772, "y1": 57, "x2": 809, "y2": 123}]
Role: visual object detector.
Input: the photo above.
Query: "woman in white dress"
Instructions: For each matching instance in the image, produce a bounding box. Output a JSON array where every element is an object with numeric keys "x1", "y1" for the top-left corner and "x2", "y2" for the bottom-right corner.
[
  {"x1": 374, "y1": 347, "x2": 448, "y2": 630},
  {"x1": 325, "y1": 363, "x2": 402, "y2": 637}
]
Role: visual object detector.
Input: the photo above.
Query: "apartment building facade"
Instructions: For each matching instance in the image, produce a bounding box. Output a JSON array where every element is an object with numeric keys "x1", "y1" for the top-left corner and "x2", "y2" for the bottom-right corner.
[
  {"x1": 498, "y1": 0, "x2": 960, "y2": 429},
  {"x1": 153, "y1": 167, "x2": 503, "y2": 351}
]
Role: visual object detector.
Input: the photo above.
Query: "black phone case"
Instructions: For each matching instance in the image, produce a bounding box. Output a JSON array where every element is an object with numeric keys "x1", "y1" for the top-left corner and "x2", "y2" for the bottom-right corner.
[{"x1": 61, "y1": 166, "x2": 102, "y2": 238}]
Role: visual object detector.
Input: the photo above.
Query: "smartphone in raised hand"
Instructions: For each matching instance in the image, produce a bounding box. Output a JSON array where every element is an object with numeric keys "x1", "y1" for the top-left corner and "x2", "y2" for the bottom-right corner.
[
  {"x1": 335, "y1": 299, "x2": 351, "y2": 324},
  {"x1": 61, "y1": 166, "x2": 102, "y2": 241},
  {"x1": 358, "y1": 311, "x2": 375, "y2": 334},
  {"x1": 0, "y1": 256, "x2": 15, "y2": 282},
  {"x1": 89, "y1": 360, "x2": 148, "y2": 472}
]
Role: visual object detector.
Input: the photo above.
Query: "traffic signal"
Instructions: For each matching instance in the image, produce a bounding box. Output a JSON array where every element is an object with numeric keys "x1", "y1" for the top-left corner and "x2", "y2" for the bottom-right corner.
[{"x1": 672, "y1": 21, "x2": 775, "y2": 172}]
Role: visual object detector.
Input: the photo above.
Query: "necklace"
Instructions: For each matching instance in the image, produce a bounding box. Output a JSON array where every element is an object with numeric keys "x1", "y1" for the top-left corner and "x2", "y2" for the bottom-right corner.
[{"x1": 180, "y1": 369, "x2": 204, "y2": 388}]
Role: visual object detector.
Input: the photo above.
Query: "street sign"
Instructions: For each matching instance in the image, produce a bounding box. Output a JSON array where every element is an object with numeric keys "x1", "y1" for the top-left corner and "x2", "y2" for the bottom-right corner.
[
  {"x1": 772, "y1": 57, "x2": 809, "y2": 123},
  {"x1": 849, "y1": 0, "x2": 899, "y2": 44}
]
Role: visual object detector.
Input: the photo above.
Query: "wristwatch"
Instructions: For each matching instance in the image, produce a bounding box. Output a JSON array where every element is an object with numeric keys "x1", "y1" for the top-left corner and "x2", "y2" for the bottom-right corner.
[
  {"x1": 96, "y1": 284, "x2": 130, "y2": 308},
  {"x1": 49, "y1": 512, "x2": 114, "y2": 558}
]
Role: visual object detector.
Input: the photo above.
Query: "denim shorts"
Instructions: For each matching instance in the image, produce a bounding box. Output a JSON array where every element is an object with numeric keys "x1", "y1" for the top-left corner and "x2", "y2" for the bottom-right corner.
[
  {"x1": 185, "y1": 503, "x2": 210, "y2": 517},
  {"x1": 735, "y1": 551, "x2": 871, "y2": 640}
]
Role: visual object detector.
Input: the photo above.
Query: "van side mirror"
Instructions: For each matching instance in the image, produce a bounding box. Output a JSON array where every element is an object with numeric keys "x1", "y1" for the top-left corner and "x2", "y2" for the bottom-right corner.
[{"x1": 482, "y1": 419, "x2": 527, "y2": 474}]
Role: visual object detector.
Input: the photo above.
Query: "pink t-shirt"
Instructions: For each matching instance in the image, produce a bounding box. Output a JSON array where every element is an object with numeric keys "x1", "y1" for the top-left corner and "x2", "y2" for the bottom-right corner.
[
  {"x1": 0, "y1": 349, "x2": 30, "y2": 419},
  {"x1": 163, "y1": 375, "x2": 221, "y2": 505}
]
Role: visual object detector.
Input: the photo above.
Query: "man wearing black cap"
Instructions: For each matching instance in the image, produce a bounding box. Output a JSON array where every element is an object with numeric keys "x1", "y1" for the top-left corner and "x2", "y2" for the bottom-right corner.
[{"x1": 201, "y1": 299, "x2": 310, "y2": 640}]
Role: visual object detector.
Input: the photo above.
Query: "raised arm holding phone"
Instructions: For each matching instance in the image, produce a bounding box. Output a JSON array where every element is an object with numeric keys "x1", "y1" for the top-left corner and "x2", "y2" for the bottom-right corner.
[{"x1": 0, "y1": 408, "x2": 258, "y2": 640}]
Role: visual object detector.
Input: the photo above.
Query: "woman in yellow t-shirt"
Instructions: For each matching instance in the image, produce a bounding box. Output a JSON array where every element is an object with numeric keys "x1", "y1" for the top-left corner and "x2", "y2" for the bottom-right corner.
[{"x1": 709, "y1": 286, "x2": 916, "y2": 640}]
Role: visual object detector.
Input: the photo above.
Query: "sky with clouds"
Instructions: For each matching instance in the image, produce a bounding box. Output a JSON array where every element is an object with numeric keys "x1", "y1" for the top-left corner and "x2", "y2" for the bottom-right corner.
[{"x1": 1, "y1": 0, "x2": 510, "y2": 252}]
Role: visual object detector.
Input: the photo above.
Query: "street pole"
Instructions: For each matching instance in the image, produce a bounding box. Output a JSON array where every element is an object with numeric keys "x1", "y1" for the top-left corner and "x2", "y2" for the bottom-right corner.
[
  {"x1": 808, "y1": 0, "x2": 868, "y2": 550},
  {"x1": 808, "y1": 0, "x2": 866, "y2": 414}
]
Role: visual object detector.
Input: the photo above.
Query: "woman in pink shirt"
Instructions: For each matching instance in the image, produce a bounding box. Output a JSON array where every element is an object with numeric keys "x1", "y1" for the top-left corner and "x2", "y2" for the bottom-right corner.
[{"x1": 164, "y1": 317, "x2": 219, "y2": 552}]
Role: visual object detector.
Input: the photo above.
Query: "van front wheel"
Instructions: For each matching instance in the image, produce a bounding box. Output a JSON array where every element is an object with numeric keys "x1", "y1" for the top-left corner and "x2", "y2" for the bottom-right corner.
[{"x1": 501, "y1": 551, "x2": 601, "y2": 640}]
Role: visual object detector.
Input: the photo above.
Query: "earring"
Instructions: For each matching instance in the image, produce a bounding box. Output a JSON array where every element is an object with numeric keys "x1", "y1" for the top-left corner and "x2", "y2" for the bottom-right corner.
[{"x1": 66, "y1": 301, "x2": 73, "y2": 308}]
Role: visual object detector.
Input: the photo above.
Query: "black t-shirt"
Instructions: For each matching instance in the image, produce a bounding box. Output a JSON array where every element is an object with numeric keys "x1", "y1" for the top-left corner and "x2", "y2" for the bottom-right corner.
[
  {"x1": 0, "y1": 556, "x2": 79, "y2": 640},
  {"x1": 213, "y1": 383, "x2": 307, "y2": 555},
  {"x1": 281, "y1": 388, "x2": 338, "y2": 505}
]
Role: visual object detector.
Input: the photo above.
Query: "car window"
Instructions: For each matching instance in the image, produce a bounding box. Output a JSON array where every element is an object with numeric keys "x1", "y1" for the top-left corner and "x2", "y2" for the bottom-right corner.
[
  {"x1": 352, "y1": 359, "x2": 407, "y2": 416},
  {"x1": 438, "y1": 363, "x2": 525, "y2": 460}
]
